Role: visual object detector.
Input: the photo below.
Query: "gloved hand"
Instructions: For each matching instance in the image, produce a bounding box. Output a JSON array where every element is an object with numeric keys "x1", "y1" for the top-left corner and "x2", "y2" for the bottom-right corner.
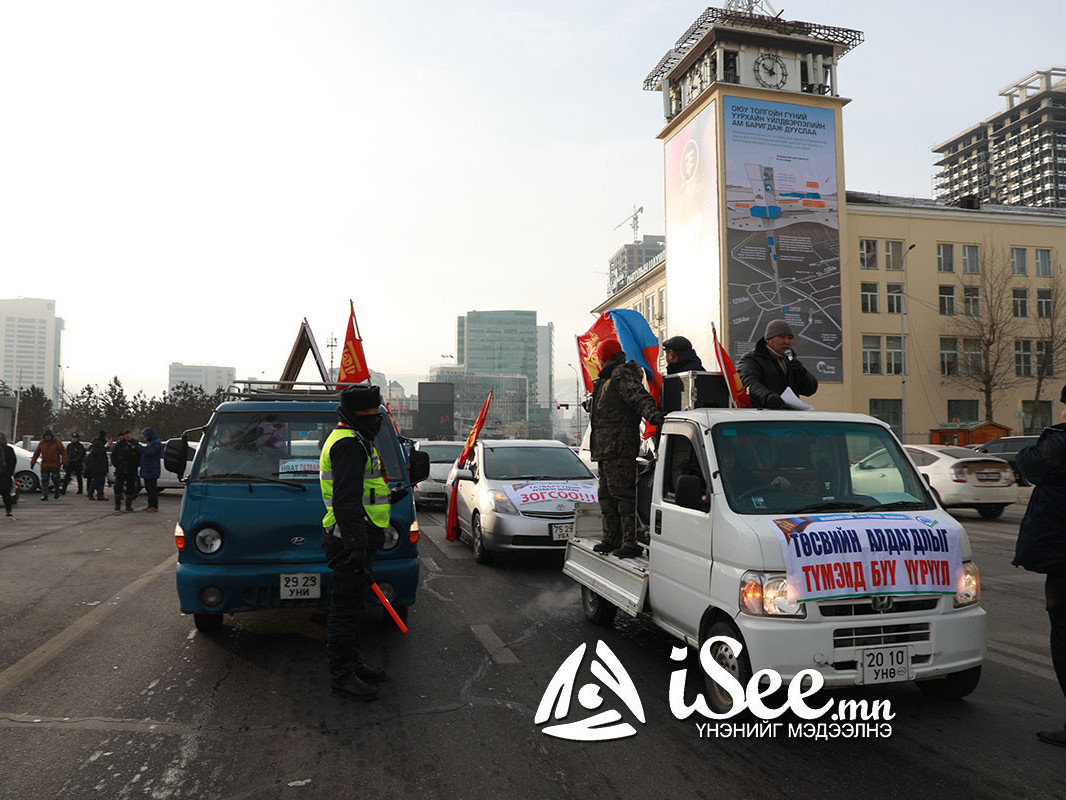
[
  {"x1": 343, "y1": 546, "x2": 369, "y2": 571},
  {"x1": 388, "y1": 487, "x2": 409, "y2": 504},
  {"x1": 649, "y1": 411, "x2": 667, "y2": 428}
]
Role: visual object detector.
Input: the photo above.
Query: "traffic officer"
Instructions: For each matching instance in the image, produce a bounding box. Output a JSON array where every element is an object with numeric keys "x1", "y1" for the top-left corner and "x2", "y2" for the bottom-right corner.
[{"x1": 320, "y1": 384, "x2": 407, "y2": 700}]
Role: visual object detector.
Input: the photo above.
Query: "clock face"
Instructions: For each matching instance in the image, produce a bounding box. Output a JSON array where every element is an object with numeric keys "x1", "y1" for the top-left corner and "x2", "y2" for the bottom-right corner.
[{"x1": 754, "y1": 53, "x2": 788, "y2": 89}]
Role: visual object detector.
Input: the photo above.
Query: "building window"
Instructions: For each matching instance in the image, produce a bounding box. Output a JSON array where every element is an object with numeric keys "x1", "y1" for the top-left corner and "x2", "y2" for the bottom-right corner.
[
  {"x1": 963, "y1": 286, "x2": 981, "y2": 316},
  {"x1": 1036, "y1": 248, "x2": 1053, "y2": 277},
  {"x1": 862, "y1": 335, "x2": 882, "y2": 375},
  {"x1": 886, "y1": 335, "x2": 904, "y2": 376},
  {"x1": 947, "y1": 399, "x2": 979, "y2": 423},
  {"x1": 869, "y1": 399, "x2": 902, "y2": 438},
  {"x1": 860, "y1": 239, "x2": 878, "y2": 270},
  {"x1": 1024, "y1": 400, "x2": 1053, "y2": 432},
  {"x1": 645, "y1": 294, "x2": 655, "y2": 321},
  {"x1": 963, "y1": 244, "x2": 981, "y2": 274},
  {"x1": 940, "y1": 337, "x2": 959, "y2": 376},
  {"x1": 861, "y1": 282, "x2": 879, "y2": 313},
  {"x1": 1038, "y1": 288, "x2": 1053, "y2": 319},
  {"x1": 1012, "y1": 247, "x2": 1028, "y2": 276},
  {"x1": 963, "y1": 339, "x2": 983, "y2": 376},
  {"x1": 1037, "y1": 340, "x2": 1056, "y2": 377},
  {"x1": 1013, "y1": 288, "x2": 1029, "y2": 317},
  {"x1": 939, "y1": 285, "x2": 956, "y2": 315},
  {"x1": 659, "y1": 288, "x2": 666, "y2": 320},
  {"x1": 937, "y1": 243, "x2": 955, "y2": 272},
  {"x1": 1016, "y1": 340, "x2": 1033, "y2": 377},
  {"x1": 887, "y1": 284, "x2": 903, "y2": 314},
  {"x1": 885, "y1": 240, "x2": 904, "y2": 270},
  {"x1": 633, "y1": 300, "x2": 643, "y2": 316}
]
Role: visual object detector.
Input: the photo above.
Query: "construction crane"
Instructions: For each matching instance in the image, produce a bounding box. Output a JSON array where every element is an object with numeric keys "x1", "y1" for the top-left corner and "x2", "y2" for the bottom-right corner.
[{"x1": 614, "y1": 205, "x2": 643, "y2": 243}]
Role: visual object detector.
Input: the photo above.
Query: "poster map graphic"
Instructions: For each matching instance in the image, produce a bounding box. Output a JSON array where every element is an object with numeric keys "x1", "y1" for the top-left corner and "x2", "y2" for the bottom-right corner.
[{"x1": 723, "y1": 97, "x2": 842, "y2": 381}]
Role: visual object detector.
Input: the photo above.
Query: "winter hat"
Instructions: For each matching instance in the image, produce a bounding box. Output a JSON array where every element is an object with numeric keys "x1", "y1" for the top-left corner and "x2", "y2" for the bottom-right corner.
[
  {"x1": 662, "y1": 336, "x2": 692, "y2": 353},
  {"x1": 597, "y1": 338, "x2": 622, "y2": 363},
  {"x1": 338, "y1": 385, "x2": 381, "y2": 418},
  {"x1": 764, "y1": 319, "x2": 793, "y2": 340}
]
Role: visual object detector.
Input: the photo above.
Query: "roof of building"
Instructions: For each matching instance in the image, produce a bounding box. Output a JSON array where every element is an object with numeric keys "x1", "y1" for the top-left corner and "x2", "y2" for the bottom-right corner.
[{"x1": 846, "y1": 190, "x2": 1066, "y2": 219}]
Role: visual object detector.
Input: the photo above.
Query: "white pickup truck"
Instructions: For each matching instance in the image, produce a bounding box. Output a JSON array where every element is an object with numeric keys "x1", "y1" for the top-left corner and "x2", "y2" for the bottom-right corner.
[{"x1": 564, "y1": 407, "x2": 986, "y2": 713}]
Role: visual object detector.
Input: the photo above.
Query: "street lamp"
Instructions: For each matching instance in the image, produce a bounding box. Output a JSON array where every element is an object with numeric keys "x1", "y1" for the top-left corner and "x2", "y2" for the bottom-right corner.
[
  {"x1": 899, "y1": 243, "x2": 917, "y2": 442},
  {"x1": 567, "y1": 362, "x2": 582, "y2": 445}
]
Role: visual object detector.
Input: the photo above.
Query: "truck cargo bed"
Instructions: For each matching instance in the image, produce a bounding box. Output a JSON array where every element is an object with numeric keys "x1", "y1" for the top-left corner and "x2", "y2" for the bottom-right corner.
[{"x1": 563, "y1": 537, "x2": 649, "y2": 617}]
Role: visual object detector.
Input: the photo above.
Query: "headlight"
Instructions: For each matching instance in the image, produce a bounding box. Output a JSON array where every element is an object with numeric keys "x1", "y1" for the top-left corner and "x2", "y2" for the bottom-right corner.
[
  {"x1": 955, "y1": 560, "x2": 981, "y2": 607},
  {"x1": 490, "y1": 490, "x2": 519, "y2": 515},
  {"x1": 194, "y1": 527, "x2": 223, "y2": 554},
  {"x1": 739, "y1": 571, "x2": 805, "y2": 617},
  {"x1": 381, "y1": 525, "x2": 400, "y2": 550}
]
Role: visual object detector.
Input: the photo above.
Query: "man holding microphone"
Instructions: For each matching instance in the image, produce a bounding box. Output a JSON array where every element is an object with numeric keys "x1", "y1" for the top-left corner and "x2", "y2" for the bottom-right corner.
[{"x1": 738, "y1": 319, "x2": 819, "y2": 410}]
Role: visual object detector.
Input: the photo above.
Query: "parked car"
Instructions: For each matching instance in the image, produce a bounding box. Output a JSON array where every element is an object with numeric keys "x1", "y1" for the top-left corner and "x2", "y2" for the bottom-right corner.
[
  {"x1": 11, "y1": 445, "x2": 42, "y2": 497},
  {"x1": 412, "y1": 440, "x2": 465, "y2": 507},
  {"x1": 447, "y1": 439, "x2": 597, "y2": 564},
  {"x1": 970, "y1": 435, "x2": 1040, "y2": 485}
]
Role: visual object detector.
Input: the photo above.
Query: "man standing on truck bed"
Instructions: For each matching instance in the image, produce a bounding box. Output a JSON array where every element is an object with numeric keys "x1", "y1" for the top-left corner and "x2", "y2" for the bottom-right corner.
[
  {"x1": 586, "y1": 339, "x2": 665, "y2": 559},
  {"x1": 738, "y1": 319, "x2": 819, "y2": 409},
  {"x1": 320, "y1": 384, "x2": 408, "y2": 700}
]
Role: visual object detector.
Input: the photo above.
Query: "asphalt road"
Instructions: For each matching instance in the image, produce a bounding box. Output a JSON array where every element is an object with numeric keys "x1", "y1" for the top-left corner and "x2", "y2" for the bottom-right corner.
[{"x1": 0, "y1": 488, "x2": 1063, "y2": 799}]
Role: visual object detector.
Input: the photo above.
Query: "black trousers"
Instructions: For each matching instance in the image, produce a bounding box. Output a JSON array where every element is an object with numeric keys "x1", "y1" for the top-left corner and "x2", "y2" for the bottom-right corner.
[
  {"x1": 41, "y1": 468, "x2": 61, "y2": 497},
  {"x1": 62, "y1": 462, "x2": 84, "y2": 493},
  {"x1": 322, "y1": 530, "x2": 378, "y2": 659},
  {"x1": 143, "y1": 478, "x2": 158, "y2": 509},
  {"x1": 115, "y1": 473, "x2": 139, "y2": 498},
  {"x1": 1046, "y1": 569, "x2": 1066, "y2": 701},
  {"x1": 0, "y1": 475, "x2": 12, "y2": 513}
]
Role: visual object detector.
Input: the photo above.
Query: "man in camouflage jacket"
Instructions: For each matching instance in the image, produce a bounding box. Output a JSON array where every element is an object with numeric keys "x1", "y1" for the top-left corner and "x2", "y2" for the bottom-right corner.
[{"x1": 587, "y1": 341, "x2": 664, "y2": 559}]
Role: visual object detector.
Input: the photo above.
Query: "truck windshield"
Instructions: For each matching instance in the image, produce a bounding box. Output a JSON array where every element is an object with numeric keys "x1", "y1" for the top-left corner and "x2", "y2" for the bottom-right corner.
[
  {"x1": 483, "y1": 445, "x2": 594, "y2": 481},
  {"x1": 191, "y1": 411, "x2": 405, "y2": 484},
  {"x1": 711, "y1": 421, "x2": 934, "y2": 515}
]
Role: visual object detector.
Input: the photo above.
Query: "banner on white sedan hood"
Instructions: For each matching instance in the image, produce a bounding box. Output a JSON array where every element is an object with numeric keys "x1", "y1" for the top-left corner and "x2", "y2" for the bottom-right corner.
[
  {"x1": 503, "y1": 481, "x2": 598, "y2": 507},
  {"x1": 769, "y1": 513, "x2": 964, "y2": 602}
]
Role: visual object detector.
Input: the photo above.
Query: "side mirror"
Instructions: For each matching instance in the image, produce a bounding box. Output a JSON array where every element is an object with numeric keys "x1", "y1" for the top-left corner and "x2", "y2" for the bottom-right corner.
[
  {"x1": 454, "y1": 467, "x2": 475, "y2": 482},
  {"x1": 163, "y1": 437, "x2": 189, "y2": 479},
  {"x1": 675, "y1": 474, "x2": 706, "y2": 511},
  {"x1": 409, "y1": 450, "x2": 430, "y2": 484}
]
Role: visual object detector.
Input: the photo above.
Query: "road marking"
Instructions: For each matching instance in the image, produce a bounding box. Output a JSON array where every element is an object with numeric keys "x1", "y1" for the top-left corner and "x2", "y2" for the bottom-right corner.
[
  {"x1": 965, "y1": 530, "x2": 1019, "y2": 543},
  {"x1": 0, "y1": 553, "x2": 178, "y2": 699},
  {"x1": 470, "y1": 624, "x2": 520, "y2": 664},
  {"x1": 0, "y1": 711, "x2": 186, "y2": 735},
  {"x1": 420, "y1": 556, "x2": 441, "y2": 573}
]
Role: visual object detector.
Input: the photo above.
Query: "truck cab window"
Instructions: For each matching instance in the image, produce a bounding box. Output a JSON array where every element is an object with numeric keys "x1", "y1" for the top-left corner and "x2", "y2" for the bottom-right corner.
[{"x1": 662, "y1": 432, "x2": 707, "y2": 505}]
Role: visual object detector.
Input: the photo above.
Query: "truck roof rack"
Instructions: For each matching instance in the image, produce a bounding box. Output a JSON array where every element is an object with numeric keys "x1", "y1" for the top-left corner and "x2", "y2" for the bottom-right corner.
[{"x1": 223, "y1": 380, "x2": 367, "y2": 402}]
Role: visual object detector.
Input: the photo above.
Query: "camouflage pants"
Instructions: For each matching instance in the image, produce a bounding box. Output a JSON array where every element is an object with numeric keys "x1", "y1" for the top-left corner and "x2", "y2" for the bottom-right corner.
[{"x1": 597, "y1": 457, "x2": 637, "y2": 548}]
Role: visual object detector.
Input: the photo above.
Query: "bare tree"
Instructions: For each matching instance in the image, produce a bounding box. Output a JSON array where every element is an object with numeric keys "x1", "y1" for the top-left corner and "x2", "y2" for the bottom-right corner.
[
  {"x1": 942, "y1": 245, "x2": 1027, "y2": 423},
  {"x1": 1027, "y1": 261, "x2": 1066, "y2": 432}
]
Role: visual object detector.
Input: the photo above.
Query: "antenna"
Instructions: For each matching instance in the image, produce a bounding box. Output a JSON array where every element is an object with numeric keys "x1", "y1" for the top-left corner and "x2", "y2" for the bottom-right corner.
[
  {"x1": 613, "y1": 205, "x2": 644, "y2": 243},
  {"x1": 724, "y1": 0, "x2": 778, "y2": 14}
]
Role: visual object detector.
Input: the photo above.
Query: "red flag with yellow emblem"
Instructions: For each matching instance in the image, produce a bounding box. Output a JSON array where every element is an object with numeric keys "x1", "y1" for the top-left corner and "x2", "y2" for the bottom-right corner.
[
  {"x1": 446, "y1": 390, "x2": 493, "y2": 541},
  {"x1": 337, "y1": 301, "x2": 370, "y2": 387}
]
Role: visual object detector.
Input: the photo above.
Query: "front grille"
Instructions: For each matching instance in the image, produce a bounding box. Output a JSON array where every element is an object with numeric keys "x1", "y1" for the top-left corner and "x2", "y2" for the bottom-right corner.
[
  {"x1": 509, "y1": 535, "x2": 567, "y2": 547},
  {"x1": 833, "y1": 623, "x2": 930, "y2": 649},
  {"x1": 520, "y1": 510, "x2": 573, "y2": 520},
  {"x1": 819, "y1": 597, "x2": 940, "y2": 617}
]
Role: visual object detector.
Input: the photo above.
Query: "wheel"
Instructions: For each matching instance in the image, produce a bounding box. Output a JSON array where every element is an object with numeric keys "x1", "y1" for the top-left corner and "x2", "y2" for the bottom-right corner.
[
  {"x1": 193, "y1": 613, "x2": 224, "y2": 633},
  {"x1": 700, "y1": 621, "x2": 753, "y2": 716},
  {"x1": 14, "y1": 471, "x2": 39, "y2": 494},
  {"x1": 471, "y1": 512, "x2": 492, "y2": 564},
  {"x1": 977, "y1": 504, "x2": 1006, "y2": 520},
  {"x1": 916, "y1": 666, "x2": 981, "y2": 700},
  {"x1": 581, "y1": 585, "x2": 618, "y2": 627}
]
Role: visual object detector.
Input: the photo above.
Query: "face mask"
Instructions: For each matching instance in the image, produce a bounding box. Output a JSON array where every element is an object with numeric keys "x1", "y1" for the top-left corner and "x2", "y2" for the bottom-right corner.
[{"x1": 355, "y1": 414, "x2": 383, "y2": 438}]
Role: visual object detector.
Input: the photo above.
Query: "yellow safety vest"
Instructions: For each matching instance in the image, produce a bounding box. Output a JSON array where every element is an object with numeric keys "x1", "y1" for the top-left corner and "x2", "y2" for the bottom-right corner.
[{"x1": 320, "y1": 427, "x2": 391, "y2": 529}]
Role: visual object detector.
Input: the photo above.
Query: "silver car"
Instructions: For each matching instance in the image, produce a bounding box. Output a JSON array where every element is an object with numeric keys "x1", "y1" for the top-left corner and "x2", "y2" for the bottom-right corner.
[
  {"x1": 412, "y1": 440, "x2": 465, "y2": 507},
  {"x1": 447, "y1": 439, "x2": 597, "y2": 564}
]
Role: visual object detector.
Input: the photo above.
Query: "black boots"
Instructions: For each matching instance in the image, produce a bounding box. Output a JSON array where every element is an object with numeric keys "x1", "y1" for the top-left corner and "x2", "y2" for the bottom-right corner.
[
  {"x1": 593, "y1": 540, "x2": 617, "y2": 554},
  {"x1": 329, "y1": 657, "x2": 380, "y2": 701},
  {"x1": 613, "y1": 544, "x2": 642, "y2": 559},
  {"x1": 115, "y1": 495, "x2": 122, "y2": 511},
  {"x1": 353, "y1": 662, "x2": 387, "y2": 683}
]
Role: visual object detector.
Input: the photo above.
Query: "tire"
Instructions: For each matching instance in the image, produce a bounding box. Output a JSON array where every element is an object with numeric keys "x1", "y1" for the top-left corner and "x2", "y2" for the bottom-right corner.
[
  {"x1": 977, "y1": 504, "x2": 1006, "y2": 520},
  {"x1": 916, "y1": 665, "x2": 981, "y2": 700},
  {"x1": 581, "y1": 585, "x2": 618, "y2": 627},
  {"x1": 193, "y1": 613, "x2": 224, "y2": 633},
  {"x1": 700, "y1": 621, "x2": 753, "y2": 716},
  {"x1": 14, "y1": 471, "x2": 39, "y2": 494},
  {"x1": 471, "y1": 512, "x2": 492, "y2": 564}
]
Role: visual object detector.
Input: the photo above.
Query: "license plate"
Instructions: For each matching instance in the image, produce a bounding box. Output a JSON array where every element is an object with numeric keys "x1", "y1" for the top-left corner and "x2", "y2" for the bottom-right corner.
[
  {"x1": 976, "y1": 471, "x2": 999, "y2": 482},
  {"x1": 550, "y1": 522, "x2": 575, "y2": 541},
  {"x1": 280, "y1": 573, "x2": 321, "y2": 600},
  {"x1": 859, "y1": 646, "x2": 912, "y2": 684}
]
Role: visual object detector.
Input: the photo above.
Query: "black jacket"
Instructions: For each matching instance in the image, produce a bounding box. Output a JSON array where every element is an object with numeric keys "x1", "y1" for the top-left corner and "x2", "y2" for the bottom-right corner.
[
  {"x1": 666, "y1": 349, "x2": 705, "y2": 375},
  {"x1": 0, "y1": 444, "x2": 14, "y2": 481},
  {"x1": 737, "y1": 339, "x2": 819, "y2": 409},
  {"x1": 1014, "y1": 425, "x2": 1066, "y2": 573},
  {"x1": 111, "y1": 439, "x2": 140, "y2": 475},
  {"x1": 328, "y1": 428, "x2": 385, "y2": 551},
  {"x1": 66, "y1": 441, "x2": 86, "y2": 465}
]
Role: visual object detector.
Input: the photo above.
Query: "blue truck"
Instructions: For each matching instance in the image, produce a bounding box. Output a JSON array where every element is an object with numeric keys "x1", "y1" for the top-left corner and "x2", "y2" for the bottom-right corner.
[{"x1": 163, "y1": 386, "x2": 429, "y2": 633}]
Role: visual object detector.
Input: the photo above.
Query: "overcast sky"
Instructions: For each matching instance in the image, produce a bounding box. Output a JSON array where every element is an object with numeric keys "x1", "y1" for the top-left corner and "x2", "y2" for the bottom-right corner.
[{"x1": 0, "y1": 0, "x2": 1062, "y2": 398}]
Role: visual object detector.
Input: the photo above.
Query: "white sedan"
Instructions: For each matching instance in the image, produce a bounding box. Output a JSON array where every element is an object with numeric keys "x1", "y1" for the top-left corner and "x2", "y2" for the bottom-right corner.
[
  {"x1": 12, "y1": 445, "x2": 42, "y2": 494},
  {"x1": 905, "y1": 444, "x2": 1016, "y2": 520}
]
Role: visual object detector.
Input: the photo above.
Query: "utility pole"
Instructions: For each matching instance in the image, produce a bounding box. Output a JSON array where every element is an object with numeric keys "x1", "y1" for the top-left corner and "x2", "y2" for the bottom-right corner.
[
  {"x1": 900, "y1": 243, "x2": 917, "y2": 442},
  {"x1": 568, "y1": 363, "x2": 582, "y2": 445}
]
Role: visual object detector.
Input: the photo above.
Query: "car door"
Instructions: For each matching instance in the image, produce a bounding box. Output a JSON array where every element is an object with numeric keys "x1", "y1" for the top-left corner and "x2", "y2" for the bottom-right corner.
[{"x1": 648, "y1": 421, "x2": 712, "y2": 638}]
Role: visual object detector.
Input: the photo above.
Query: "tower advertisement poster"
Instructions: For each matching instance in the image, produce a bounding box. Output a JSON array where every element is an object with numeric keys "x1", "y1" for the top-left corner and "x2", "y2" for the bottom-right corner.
[{"x1": 723, "y1": 96, "x2": 842, "y2": 381}]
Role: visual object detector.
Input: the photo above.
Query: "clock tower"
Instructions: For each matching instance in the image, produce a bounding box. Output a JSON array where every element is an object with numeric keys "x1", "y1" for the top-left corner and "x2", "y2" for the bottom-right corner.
[{"x1": 648, "y1": 5, "x2": 863, "y2": 390}]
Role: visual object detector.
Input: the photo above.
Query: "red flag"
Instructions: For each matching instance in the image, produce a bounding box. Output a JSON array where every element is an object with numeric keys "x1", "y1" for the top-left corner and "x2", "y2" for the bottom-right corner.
[
  {"x1": 713, "y1": 324, "x2": 752, "y2": 408},
  {"x1": 337, "y1": 301, "x2": 370, "y2": 387},
  {"x1": 446, "y1": 390, "x2": 493, "y2": 542}
]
